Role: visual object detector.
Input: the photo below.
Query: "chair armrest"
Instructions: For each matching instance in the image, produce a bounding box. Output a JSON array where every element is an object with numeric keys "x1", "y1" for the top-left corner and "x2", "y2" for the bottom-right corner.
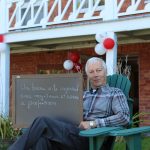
[
  {"x1": 21, "y1": 128, "x2": 28, "y2": 134},
  {"x1": 79, "y1": 127, "x2": 123, "y2": 137},
  {"x1": 109, "y1": 126, "x2": 150, "y2": 136}
]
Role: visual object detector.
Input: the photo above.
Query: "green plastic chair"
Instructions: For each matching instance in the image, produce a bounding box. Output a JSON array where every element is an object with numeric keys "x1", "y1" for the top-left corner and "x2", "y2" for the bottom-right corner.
[
  {"x1": 80, "y1": 74, "x2": 133, "y2": 150},
  {"x1": 107, "y1": 74, "x2": 133, "y2": 124},
  {"x1": 80, "y1": 74, "x2": 150, "y2": 150}
]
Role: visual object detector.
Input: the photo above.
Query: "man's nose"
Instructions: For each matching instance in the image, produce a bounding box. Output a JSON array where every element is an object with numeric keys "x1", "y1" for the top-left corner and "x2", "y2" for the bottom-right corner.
[{"x1": 93, "y1": 71, "x2": 98, "y2": 76}]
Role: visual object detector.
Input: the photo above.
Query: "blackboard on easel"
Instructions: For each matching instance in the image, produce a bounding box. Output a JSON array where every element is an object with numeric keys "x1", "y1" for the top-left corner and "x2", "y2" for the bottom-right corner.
[{"x1": 12, "y1": 74, "x2": 83, "y2": 128}]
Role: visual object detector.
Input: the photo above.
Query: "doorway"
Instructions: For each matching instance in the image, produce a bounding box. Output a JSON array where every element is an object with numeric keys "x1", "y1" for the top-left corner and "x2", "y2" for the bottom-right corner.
[{"x1": 118, "y1": 55, "x2": 139, "y2": 122}]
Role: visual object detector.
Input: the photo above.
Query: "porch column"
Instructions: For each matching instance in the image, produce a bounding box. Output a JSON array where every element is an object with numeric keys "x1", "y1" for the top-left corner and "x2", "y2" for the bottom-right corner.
[
  {"x1": 0, "y1": 45, "x2": 10, "y2": 116},
  {"x1": 0, "y1": 0, "x2": 10, "y2": 116},
  {"x1": 102, "y1": 0, "x2": 118, "y2": 20},
  {"x1": 0, "y1": 0, "x2": 8, "y2": 33},
  {"x1": 106, "y1": 32, "x2": 117, "y2": 75}
]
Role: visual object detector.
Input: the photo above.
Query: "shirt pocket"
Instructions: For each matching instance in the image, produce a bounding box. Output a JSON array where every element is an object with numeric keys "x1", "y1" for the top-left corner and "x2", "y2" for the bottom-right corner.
[{"x1": 93, "y1": 97, "x2": 110, "y2": 114}]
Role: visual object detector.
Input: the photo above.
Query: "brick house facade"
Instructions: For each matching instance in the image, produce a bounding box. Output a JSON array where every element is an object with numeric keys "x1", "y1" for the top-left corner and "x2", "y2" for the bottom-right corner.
[
  {"x1": 10, "y1": 42, "x2": 150, "y2": 126},
  {"x1": 0, "y1": 0, "x2": 150, "y2": 126}
]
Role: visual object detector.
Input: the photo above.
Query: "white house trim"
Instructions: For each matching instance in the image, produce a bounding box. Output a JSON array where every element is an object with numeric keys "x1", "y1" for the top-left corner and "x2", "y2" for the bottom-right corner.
[
  {"x1": 5, "y1": 15, "x2": 150, "y2": 43},
  {"x1": 0, "y1": 0, "x2": 8, "y2": 34},
  {"x1": 106, "y1": 32, "x2": 117, "y2": 75},
  {"x1": 0, "y1": 45, "x2": 10, "y2": 116}
]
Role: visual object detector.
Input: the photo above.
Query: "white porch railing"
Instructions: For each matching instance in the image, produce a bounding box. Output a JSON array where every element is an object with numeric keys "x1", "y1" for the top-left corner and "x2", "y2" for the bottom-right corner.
[{"x1": 4, "y1": 0, "x2": 150, "y2": 31}]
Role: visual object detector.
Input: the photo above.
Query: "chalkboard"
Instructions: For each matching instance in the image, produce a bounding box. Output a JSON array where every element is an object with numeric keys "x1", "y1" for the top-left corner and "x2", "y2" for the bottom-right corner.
[{"x1": 12, "y1": 74, "x2": 83, "y2": 128}]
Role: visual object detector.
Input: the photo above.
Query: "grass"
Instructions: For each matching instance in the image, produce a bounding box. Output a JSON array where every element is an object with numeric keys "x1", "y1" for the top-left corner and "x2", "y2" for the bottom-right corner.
[
  {"x1": 1, "y1": 136, "x2": 150, "y2": 150},
  {"x1": 114, "y1": 136, "x2": 150, "y2": 150}
]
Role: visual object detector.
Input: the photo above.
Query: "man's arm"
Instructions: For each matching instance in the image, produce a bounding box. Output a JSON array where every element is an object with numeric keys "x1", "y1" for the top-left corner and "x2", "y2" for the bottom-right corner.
[
  {"x1": 95, "y1": 89, "x2": 130, "y2": 127},
  {"x1": 79, "y1": 121, "x2": 97, "y2": 130}
]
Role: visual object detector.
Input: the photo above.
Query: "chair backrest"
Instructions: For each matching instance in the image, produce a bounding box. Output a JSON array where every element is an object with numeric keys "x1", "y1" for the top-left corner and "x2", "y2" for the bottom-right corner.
[
  {"x1": 106, "y1": 74, "x2": 133, "y2": 126},
  {"x1": 107, "y1": 74, "x2": 131, "y2": 98}
]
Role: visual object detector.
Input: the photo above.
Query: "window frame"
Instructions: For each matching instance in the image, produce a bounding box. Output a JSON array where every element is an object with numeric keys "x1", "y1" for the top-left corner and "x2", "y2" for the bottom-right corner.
[{"x1": 18, "y1": 0, "x2": 45, "y2": 26}]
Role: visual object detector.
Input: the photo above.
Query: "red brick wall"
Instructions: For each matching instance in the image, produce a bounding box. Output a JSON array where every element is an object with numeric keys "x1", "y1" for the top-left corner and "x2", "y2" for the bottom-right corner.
[
  {"x1": 9, "y1": 0, "x2": 148, "y2": 28},
  {"x1": 10, "y1": 43, "x2": 150, "y2": 126},
  {"x1": 118, "y1": 43, "x2": 150, "y2": 126},
  {"x1": 10, "y1": 51, "x2": 67, "y2": 114},
  {"x1": 10, "y1": 51, "x2": 67, "y2": 76}
]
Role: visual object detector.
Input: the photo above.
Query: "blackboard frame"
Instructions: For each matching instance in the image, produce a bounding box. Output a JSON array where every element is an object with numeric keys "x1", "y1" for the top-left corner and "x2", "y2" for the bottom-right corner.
[{"x1": 12, "y1": 73, "x2": 83, "y2": 128}]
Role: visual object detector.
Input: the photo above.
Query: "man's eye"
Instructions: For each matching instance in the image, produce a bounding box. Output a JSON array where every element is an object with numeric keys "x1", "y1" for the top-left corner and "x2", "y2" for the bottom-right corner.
[
  {"x1": 97, "y1": 69, "x2": 102, "y2": 72},
  {"x1": 89, "y1": 71, "x2": 94, "y2": 73}
]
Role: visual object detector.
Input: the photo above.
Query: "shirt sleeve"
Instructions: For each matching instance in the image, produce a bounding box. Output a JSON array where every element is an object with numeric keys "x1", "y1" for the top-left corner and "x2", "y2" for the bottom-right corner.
[{"x1": 95, "y1": 89, "x2": 130, "y2": 127}]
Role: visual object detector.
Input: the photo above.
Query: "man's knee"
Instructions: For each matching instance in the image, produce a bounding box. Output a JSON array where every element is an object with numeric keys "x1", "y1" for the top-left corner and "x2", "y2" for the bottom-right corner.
[
  {"x1": 34, "y1": 116, "x2": 51, "y2": 123},
  {"x1": 32, "y1": 137, "x2": 51, "y2": 150}
]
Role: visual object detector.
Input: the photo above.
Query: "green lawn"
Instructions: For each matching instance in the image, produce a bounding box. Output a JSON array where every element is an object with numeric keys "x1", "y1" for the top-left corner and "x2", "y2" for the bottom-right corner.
[
  {"x1": 114, "y1": 137, "x2": 150, "y2": 150},
  {"x1": 1, "y1": 137, "x2": 150, "y2": 150}
]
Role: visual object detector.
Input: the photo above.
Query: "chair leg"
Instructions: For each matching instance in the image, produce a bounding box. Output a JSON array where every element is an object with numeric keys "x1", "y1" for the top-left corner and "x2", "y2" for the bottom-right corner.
[
  {"x1": 124, "y1": 134, "x2": 142, "y2": 150},
  {"x1": 89, "y1": 136, "x2": 105, "y2": 150}
]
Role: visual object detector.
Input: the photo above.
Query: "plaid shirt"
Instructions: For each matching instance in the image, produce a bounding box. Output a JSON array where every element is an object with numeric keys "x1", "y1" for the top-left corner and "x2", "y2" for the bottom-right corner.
[{"x1": 83, "y1": 84, "x2": 130, "y2": 127}]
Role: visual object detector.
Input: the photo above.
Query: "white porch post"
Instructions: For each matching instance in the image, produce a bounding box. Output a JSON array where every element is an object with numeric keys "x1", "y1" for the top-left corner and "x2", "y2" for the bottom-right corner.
[
  {"x1": 106, "y1": 32, "x2": 117, "y2": 75},
  {"x1": 0, "y1": 0, "x2": 8, "y2": 33},
  {"x1": 0, "y1": 0, "x2": 10, "y2": 116},
  {"x1": 0, "y1": 45, "x2": 10, "y2": 116},
  {"x1": 102, "y1": 0, "x2": 118, "y2": 20}
]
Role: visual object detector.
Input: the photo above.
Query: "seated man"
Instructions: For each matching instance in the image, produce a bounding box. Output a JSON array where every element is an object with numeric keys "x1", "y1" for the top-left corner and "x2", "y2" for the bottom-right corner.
[{"x1": 9, "y1": 57, "x2": 130, "y2": 150}]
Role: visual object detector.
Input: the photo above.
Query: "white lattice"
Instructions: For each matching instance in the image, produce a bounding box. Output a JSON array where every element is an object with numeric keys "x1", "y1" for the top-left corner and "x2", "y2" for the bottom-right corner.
[
  {"x1": 117, "y1": 0, "x2": 150, "y2": 16},
  {"x1": 8, "y1": 0, "x2": 105, "y2": 30},
  {"x1": 6, "y1": 0, "x2": 150, "y2": 31}
]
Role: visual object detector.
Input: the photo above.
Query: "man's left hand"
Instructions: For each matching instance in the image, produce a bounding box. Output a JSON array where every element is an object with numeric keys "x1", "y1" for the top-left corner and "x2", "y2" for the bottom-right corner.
[{"x1": 78, "y1": 121, "x2": 91, "y2": 130}]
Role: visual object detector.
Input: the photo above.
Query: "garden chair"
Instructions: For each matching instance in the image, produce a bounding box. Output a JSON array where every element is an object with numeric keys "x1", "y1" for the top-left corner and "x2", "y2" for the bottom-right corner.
[{"x1": 80, "y1": 74, "x2": 150, "y2": 150}]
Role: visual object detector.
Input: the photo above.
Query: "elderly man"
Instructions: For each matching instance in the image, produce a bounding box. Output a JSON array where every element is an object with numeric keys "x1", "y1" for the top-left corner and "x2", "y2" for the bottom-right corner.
[{"x1": 9, "y1": 57, "x2": 130, "y2": 150}]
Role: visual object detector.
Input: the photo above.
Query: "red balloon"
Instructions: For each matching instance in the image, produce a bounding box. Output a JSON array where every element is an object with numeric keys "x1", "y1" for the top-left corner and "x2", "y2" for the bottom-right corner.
[
  {"x1": 69, "y1": 52, "x2": 80, "y2": 63},
  {"x1": 0, "y1": 35, "x2": 4, "y2": 43},
  {"x1": 73, "y1": 63, "x2": 82, "y2": 72},
  {"x1": 103, "y1": 38, "x2": 115, "y2": 49}
]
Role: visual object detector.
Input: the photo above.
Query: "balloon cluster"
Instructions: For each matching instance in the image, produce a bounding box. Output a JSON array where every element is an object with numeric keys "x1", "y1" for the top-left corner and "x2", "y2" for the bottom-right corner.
[
  {"x1": 0, "y1": 34, "x2": 7, "y2": 52},
  {"x1": 63, "y1": 52, "x2": 82, "y2": 72},
  {"x1": 95, "y1": 32, "x2": 115, "y2": 55}
]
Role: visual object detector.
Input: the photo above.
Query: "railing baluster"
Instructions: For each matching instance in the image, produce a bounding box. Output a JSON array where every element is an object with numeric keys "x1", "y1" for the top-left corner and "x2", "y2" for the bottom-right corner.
[
  {"x1": 33, "y1": 0, "x2": 44, "y2": 24},
  {"x1": 46, "y1": 0, "x2": 59, "y2": 22},
  {"x1": 30, "y1": 1, "x2": 34, "y2": 25},
  {"x1": 71, "y1": 0, "x2": 86, "y2": 19},
  {"x1": 117, "y1": 0, "x2": 125, "y2": 13},
  {"x1": 56, "y1": 0, "x2": 72, "y2": 21},
  {"x1": 102, "y1": 0, "x2": 118, "y2": 20},
  {"x1": 89, "y1": 0, "x2": 93, "y2": 11},
  {"x1": 7, "y1": 0, "x2": 150, "y2": 31},
  {"x1": 0, "y1": 0, "x2": 8, "y2": 33},
  {"x1": 58, "y1": 0, "x2": 61, "y2": 17},
  {"x1": 134, "y1": 0, "x2": 142, "y2": 10},
  {"x1": 19, "y1": 2, "x2": 31, "y2": 26},
  {"x1": 73, "y1": 0, "x2": 77, "y2": 13},
  {"x1": 132, "y1": 0, "x2": 136, "y2": 6}
]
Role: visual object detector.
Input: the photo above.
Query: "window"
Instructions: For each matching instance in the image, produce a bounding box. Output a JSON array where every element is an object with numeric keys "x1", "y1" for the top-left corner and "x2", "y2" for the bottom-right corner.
[
  {"x1": 20, "y1": 0, "x2": 44, "y2": 26},
  {"x1": 77, "y1": 0, "x2": 104, "y2": 8}
]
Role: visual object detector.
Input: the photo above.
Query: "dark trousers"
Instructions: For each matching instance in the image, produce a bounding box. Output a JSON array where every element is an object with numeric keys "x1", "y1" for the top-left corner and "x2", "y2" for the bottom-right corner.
[
  {"x1": 101, "y1": 136, "x2": 115, "y2": 150},
  {"x1": 8, "y1": 117, "x2": 89, "y2": 150}
]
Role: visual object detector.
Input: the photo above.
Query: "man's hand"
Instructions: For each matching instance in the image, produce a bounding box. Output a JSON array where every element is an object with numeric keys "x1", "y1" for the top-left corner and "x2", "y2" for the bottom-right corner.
[{"x1": 79, "y1": 121, "x2": 91, "y2": 130}]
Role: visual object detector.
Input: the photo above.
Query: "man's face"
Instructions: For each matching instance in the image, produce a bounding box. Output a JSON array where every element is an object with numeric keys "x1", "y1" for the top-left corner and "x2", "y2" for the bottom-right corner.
[{"x1": 86, "y1": 61, "x2": 106, "y2": 89}]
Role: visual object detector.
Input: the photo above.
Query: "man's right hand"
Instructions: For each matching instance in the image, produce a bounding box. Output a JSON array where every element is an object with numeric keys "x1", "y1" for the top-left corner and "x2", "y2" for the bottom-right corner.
[{"x1": 78, "y1": 121, "x2": 91, "y2": 130}]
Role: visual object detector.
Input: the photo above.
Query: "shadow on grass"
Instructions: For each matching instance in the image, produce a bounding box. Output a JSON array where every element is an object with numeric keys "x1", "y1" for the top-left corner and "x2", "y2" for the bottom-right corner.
[{"x1": 114, "y1": 137, "x2": 150, "y2": 150}]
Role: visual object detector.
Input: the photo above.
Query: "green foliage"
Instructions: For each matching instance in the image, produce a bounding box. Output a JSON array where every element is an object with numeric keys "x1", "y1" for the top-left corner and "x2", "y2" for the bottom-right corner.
[
  {"x1": 115, "y1": 112, "x2": 150, "y2": 143},
  {"x1": 0, "y1": 115, "x2": 21, "y2": 140},
  {"x1": 132, "y1": 112, "x2": 150, "y2": 127},
  {"x1": 114, "y1": 137, "x2": 150, "y2": 150}
]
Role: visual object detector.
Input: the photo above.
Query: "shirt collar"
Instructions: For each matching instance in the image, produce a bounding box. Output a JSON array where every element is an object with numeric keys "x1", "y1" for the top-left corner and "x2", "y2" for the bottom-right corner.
[
  {"x1": 90, "y1": 84, "x2": 109, "y2": 94},
  {"x1": 90, "y1": 88, "x2": 99, "y2": 94}
]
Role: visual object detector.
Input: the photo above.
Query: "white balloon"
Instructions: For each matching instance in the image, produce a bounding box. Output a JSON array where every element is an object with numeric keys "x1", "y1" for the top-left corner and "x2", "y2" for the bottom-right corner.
[
  {"x1": 0, "y1": 43, "x2": 7, "y2": 52},
  {"x1": 63, "y1": 60, "x2": 74, "y2": 70},
  {"x1": 95, "y1": 32, "x2": 107, "y2": 43},
  {"x1": 95, "y1": 43, "x2": 106, "y2": 55}
]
